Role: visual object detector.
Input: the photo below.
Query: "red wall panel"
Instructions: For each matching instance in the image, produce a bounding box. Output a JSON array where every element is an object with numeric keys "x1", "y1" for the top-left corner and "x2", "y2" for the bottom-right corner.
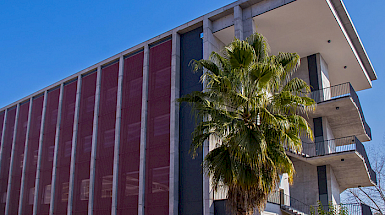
[
  {"x1": 21, "y1": 95, "x2": 44, "y2": 214},
  {"x1": 145, "y1": 39, "x2": 172, "y2": 215},
  {"x1": 54, "y1": 80, "x2": 77, "y2": 215},
  {"x1": 73, "y1": 71, "x2": 96, "y2": 215},
  {"x1": 0, "y1": 107, "x2": 17, "y2": 215},
  {"x1": 117, "y1": 51, "x2": 143, "y2": 215},
  {"x1": 93, "y1": 61, "x2": 119, "y2": 215},
  {"x1": 9, "y1": 101, "x2": 30, "y2": 214},
  {"x1": 37, "y1": 88, "x2": 60, "y2": 215}
]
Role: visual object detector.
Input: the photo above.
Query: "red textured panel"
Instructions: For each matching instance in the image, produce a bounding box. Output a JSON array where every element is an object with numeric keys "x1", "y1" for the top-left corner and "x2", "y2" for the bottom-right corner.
[
  {"x1": 93, "y1": 61, "x2": 118, "y2": 214},
  {"x1": 73, "y1": 72, "x2": 96, "y2": 214},
  {"x1": 117, "y1": 51, "x2": 143, "y2": 214},
  {"x1": 0, "y1": 112, "x2": 4, "y2": 148},
  {"x1": 0, "y1": 107, "x2": 17, "y2": 215},
  {"x1": 53, "y1": 80, "x2": 77, "y2": 215},
  {"x1": 21, "y1": 95, "x2": 44, "y2": 214},
  {"x1": 9, "y1": 101, "x2": 30, "y2": 214},
  {"x1": 37, "y1": 87, "x2": 60, "y2": 215},
  {"x1": 145, "y1": 39, "x2": 172, "y2": 215}
]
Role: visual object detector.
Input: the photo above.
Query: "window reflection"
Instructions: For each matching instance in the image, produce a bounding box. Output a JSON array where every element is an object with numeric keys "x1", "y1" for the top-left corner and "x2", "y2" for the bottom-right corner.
[
  {"x1": 29, "y1": 187, "x2": 35, "y2": 205},
  {"x1": 61, "y1": 182, "x2": 69, "y2": 202},
  {"x1": 125, "y1": 171, "x2": 139, "y2": 196},
  {"x1": 103, "y1": 129, "x2": 115, "y2": 148},
  {"x1": 152, "y1": 166, "x2": 169, "y2": 193},
  {"x1": 43, "y1": 184, "x2": 51, "y2": 204},
  {"x1": 102, "y1": 175, "x2": 113, "y2": 198},
  {"x1": 80, "y1": 179, "x2": 90, "y2": 200}
]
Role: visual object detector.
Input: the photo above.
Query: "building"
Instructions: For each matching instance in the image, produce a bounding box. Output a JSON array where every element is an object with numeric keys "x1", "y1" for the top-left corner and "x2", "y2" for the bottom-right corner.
[{"x1": 0, "y1": 0, "x2": 377, "y2": 214}]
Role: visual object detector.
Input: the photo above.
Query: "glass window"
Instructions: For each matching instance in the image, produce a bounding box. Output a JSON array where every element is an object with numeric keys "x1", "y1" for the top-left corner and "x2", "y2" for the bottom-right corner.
[
  {"x1": 125, "y1": 171, "x2": 139, "y2": 196},
  {"x1": 80, "y1": 179, "x2": 90, "y2": 200},
  {"x1": 61, "y1": 182, "x2": 69, "y2": 202},
  {"x1": 43, "y1": 184, "x2": 51, "y2": 204},
  {"x1": 64, "y1": 141, "x2": 72, "y2": 157},
  {"x1": 152, "y1": 166, "x2": 169, "y2": 193},
  {"x1": 103, "y1": 129, "x2": 115, "y2": 148},
  {"x1": 29, "y1": 187, "x2": 35, "y2": 205},
  {"x1": 101, "y1": 175, "x2": 113, "y2": 198}
]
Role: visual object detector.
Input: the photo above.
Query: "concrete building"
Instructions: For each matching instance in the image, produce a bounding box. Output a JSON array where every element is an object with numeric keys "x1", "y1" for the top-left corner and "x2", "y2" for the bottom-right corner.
[{"x1": 0, "y1": 0, "x2": 377, "y2": 214}]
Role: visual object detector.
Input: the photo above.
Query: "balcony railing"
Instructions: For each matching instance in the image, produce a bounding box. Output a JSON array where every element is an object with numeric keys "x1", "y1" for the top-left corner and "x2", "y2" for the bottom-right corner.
[
  {"x1": 267, "y1": 192, "x2": 382, "y2": 214},
  {"x1": 301, "y1": 136, "x2": 376, "y2": 184},
  {"x1": 309, "y1": 82, "x2": 371, "y2": 139}
]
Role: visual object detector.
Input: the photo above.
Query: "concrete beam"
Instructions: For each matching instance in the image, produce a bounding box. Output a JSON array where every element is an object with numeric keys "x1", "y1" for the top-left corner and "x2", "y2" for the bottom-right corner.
[
  {"x1": 169, "y1": 31, "x2": 180, "y2": 215},
  {"x1": 5, "y1": 104, "x2": 20, "y2": 215},
  {"x1": 49, "y1": 83, "x2": 65, "y2": 215},
  {"x1": 67, "y1": 75, "x2": 82, "y2": 215},
  {"x1": 88, "y1": 66, "x2": 102, "y2": 215},
  {"x1": 138, "y1": 44, "x2": 149, "y2": 215},
  {"x1": 234, "y1": 5, "x2": 243, "y2": 39},
  {"x1": 18, "y1": 98, "x2": 33, "y2": 215},
  {"x1": 111, "y1": 56, "x2": 124, "y2": 215}
]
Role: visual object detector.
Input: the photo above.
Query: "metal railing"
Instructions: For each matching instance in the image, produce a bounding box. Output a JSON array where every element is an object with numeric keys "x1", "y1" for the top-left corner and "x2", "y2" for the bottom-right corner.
[
  {"x1": 301, "y1": 136, "x2": 377, "y2": 184},
  {"x1": 310, "y1": 203, "x2": 382, "y2": 215},
  {"x1": 309, "y1": 82, "x2": 371, "y2": 139},
  {"x1": 268, "y1": 191, "x2": 311, "y2": 214}
]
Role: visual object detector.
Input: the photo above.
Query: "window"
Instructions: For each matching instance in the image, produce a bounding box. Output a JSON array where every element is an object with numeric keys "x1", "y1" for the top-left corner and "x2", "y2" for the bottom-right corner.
[
  {"x1": 43, "y1": 184, "x2": 51, "y2": 204},
  {"x1": 48, "y1": 146, "x2": 55, "y2": 162},
  {"x1": 101, "y1": 175, "x2": 113, "y2": 198},
  {"x1": 103, "y1": 129, "x2": 115, "y2": 148},
  {"x1": 125, "y1": 171, "x2": 139, "y2": 196},
  {"x1": 80, "y1": 179, "x2": 90, "y2": 200},
  {"x1": 29, "y1": 187, "x2": 35, "y2": 205},
  {"x1": 64, "y1": 141, "x2": 72, "y2": 157},
  {"x1": 152, "y1": 166, "x2": 169, "y2": 193},
  {"x1": 83, "y1": 135, "x2": 92, "y2": 153},
  {"x1": 61, "y1": 182, "x2": 69, "y2": 202}
]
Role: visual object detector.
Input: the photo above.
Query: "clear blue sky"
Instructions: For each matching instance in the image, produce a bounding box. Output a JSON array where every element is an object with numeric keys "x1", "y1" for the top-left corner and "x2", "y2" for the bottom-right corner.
[{"x1": 0, "y1": 0, "x2": 384, "y2": 150}]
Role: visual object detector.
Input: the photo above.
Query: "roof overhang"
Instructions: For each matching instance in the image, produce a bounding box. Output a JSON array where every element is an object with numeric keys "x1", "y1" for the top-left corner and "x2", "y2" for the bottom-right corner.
[{"x1": 253, "y1": 0, "x2": 376, "y2": 91}]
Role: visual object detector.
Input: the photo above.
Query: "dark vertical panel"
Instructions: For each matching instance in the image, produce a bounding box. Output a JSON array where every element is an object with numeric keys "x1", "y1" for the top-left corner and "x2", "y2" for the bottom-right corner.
[
  {"x1": 214, "y1": 200, "x2": 231, "y2": 215},
  {"x1": 93, "y1": 61, "x2": 119, "y2": 215},
  {"x1": 313, "y1": 117, "x2": 324, "y2": 155},
  {"x1": 54, "y1": 81, "x2": 77, "y2": 215},
  {"x1": 307, "y1": 54, "x2": 319, "y2": 91},
  {"x1": 117, "y1": 51, "x2": 143, "y2": 215},
  {"x1": 317, "y1": 165, "x2": 328, "y2": 209},
  {"x1": 145, "y1": 39, "x2": 172, "y2": 215},
  {"x1": 37, "y1": 88, "x2": 60, "y2": 215},
  {"x1": 73, "y1": 72, "x2": 96, "y2": 215},
  {"x1": 179, "y1": 27, "x2": 203, "y2": 215},
  {"x1": 0, "y1": 107, "x2": 16, "y2": 215},
  {"x1": 9, "y1": 101, "x2": 30, "y2": 214},
  {"x1": 21, "y1": 95, "x2": 44, "y2": 214}
]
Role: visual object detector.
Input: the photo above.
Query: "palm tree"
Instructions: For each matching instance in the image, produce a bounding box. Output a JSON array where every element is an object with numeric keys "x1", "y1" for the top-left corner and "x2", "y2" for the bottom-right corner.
[{"x1": 178, "y1": 32, "x2": 315, "y2": 215}]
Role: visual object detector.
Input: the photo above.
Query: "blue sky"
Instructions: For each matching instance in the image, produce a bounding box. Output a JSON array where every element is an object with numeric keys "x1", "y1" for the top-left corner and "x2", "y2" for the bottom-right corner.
[{"x1": 0, "y1": 0, "x2": 384, "y2": 150}]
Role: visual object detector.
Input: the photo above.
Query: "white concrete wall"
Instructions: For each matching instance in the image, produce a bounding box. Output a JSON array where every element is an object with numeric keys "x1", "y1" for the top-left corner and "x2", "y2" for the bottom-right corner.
[
  {"x1": 290, "y1": 158, "x2": 319, "y2": 207},
  {"x1": 322, "y1": 117, "x2": 335, "y2": 153},
  {"x1": 291, "y1": 57, "x2": 310, "y2": 86},
  {"x1": 327, "y1": 166, "x2": 341, "y2": 205}
]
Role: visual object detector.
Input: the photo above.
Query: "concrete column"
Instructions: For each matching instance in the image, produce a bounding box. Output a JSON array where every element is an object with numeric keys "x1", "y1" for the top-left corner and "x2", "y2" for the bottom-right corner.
[
  {"x1": 242, "y1": 6, "x2": 255, "y2": 39},
  {"x1": 203, "y1": 17, "x2": 215, "y2": 215},
  {"x1": 18, "y1": 98, "x2": 33, "y2": 215},
  {"x1": 33, "y1": 91, "x2": 48, "y2": 215},
  {"x1": 49, "y1": 83, "x2": 65, "y2": 215},
  {"x1": 169, "y1": 31, "x2": 180, "y2": 215},
  {"x1": 0, "y1": 110, "x2": 8, "y2": 187},
  {"x1": 88, "y1": 66, "x2": 102, "y2": 215},
  {"x1": 234, "y1": 5, "x2": 243, "y2": 40},
  {"x1": 67, "y1": 75, "x2": 82, "y2": 215},
  {"x1": 111, "y1": 56, "x2": 124, "y2": 215},
  {"x1": 138, "y1": 44, "x2": 149, "y2": 215},
  {"x1": 5, "y1": 104, "x2": 20, "y2": 215}
]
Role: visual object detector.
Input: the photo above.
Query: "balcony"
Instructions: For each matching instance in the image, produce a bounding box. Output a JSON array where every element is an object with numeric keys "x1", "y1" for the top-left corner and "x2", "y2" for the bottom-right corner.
[
  {"x1": 288, "y1": 136, "x2": 376, "y2": 189},
  {"x1": 308, "y1": 82, "x2": 371, "y2": 142},
  {"x1": 268, "y1": 191, "x2": 381, "y2": 215}
]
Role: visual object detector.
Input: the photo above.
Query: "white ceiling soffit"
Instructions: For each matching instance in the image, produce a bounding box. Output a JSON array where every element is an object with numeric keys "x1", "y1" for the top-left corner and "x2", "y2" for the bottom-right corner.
[
  {"x1": 253, "y1": 0, "x2": 372, "y2": 91},
  {"x1": 213, "y1": 25, "x2": 235, "y2": 47}
]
